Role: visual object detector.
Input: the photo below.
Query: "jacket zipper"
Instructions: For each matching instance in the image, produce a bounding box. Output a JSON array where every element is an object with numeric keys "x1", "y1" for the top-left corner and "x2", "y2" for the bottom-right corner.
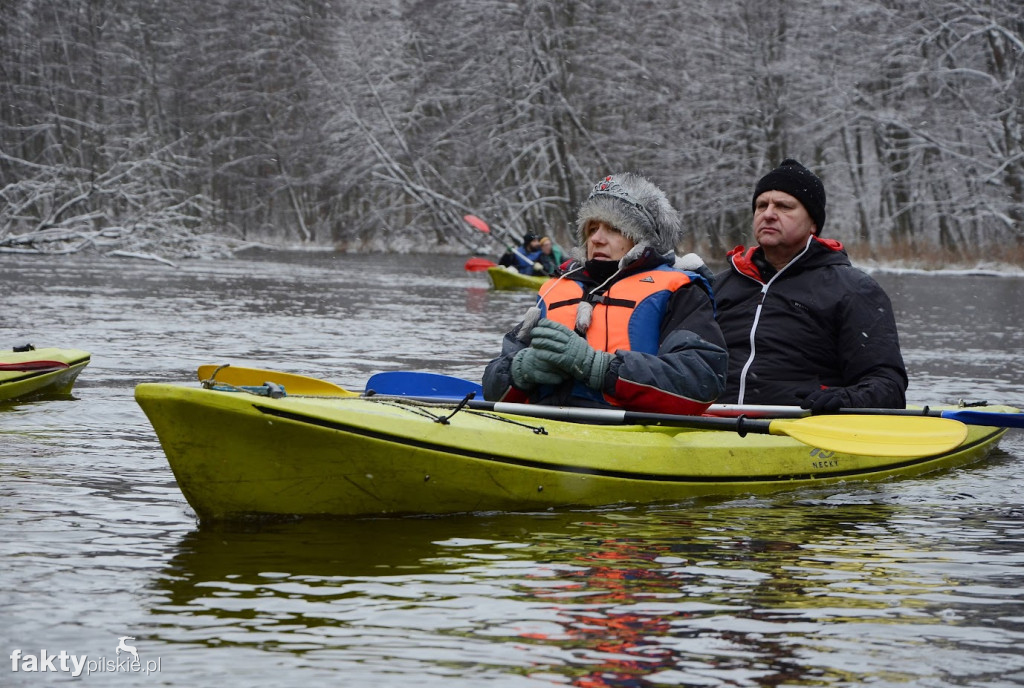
[{"x1": 734, "y1": 235, "x2": 815, "y2": 404}]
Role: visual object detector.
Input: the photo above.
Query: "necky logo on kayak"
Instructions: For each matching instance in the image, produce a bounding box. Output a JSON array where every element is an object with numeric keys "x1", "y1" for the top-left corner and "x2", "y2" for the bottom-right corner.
[
  {"x1": 809, "y1": 447, "x2": 838, "y2": 469},
  {"x1": 8, "y1": 636, "x2": 161, "y2": 678}
]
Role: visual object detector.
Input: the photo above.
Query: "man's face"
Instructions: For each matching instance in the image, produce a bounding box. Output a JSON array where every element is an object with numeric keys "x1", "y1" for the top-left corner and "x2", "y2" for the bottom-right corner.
[{"x1": 753, "y1": 190, "x2": 817, "y2": 252}]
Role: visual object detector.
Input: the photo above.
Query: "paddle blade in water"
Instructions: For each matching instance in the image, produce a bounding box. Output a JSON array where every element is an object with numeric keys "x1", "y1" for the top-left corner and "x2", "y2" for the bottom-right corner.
[
  {"x1": 463, "y1": 214, "x2": 490, "y2": 233},
  {"x1": 772, "y1": 414, "x2": 968, "y2": 458}
]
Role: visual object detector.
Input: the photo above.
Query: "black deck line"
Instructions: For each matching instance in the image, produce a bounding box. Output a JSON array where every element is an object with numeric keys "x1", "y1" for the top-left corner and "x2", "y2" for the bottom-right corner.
[{"x1": 253, "y1": 404, "x2": 1002, "y2": 484}]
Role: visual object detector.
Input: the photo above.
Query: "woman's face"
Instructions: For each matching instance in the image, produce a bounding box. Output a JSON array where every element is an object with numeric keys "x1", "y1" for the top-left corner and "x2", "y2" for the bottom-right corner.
[{"x1": 584, "y1": 221, "x2": 635, "y2": 261}]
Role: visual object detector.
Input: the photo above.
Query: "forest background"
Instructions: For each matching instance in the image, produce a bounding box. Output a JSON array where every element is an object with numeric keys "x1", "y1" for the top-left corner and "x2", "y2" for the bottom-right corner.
[{"x1": 1, "y1": 0, "x2": 1022, "y2": 267}]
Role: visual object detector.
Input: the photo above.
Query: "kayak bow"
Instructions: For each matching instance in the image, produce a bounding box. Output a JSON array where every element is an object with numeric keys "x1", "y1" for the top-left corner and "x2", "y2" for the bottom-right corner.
[{"x1": 0, "y1": 347, "x2": 90, "y2": 402}]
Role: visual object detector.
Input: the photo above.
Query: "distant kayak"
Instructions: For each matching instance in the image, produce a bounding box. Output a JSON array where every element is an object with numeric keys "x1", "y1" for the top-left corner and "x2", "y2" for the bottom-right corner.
[
  {"x1": 486, "y1": 266, "x2": 547, "y2": 291},
  {"x1": 0, "y1": 347, "x2": 91, "y2": 403}
]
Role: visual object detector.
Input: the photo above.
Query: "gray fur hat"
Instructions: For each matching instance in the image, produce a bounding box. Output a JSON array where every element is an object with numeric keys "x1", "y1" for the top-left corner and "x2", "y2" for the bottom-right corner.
[{"x1": 575, "y1": 173, "x2": 681, "y2": 254}]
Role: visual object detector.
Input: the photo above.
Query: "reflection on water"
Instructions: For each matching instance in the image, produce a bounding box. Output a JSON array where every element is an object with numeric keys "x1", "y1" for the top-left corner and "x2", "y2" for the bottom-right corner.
[
  {"x1": 2, "y1": 252, "x2": 1024, "y2": 686},
  {"x1": 148, "y1": 501, "x2": 1024, "y2": 686}
]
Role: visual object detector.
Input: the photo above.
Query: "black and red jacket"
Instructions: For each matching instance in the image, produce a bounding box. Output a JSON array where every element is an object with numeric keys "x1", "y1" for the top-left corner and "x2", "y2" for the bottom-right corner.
[{"x1": 713, "y1": 236, "x2": 908, "y2": 408}]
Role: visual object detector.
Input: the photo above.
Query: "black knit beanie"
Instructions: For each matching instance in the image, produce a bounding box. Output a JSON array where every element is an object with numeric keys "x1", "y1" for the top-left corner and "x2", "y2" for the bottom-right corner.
[{"x1": 752, "y1": 159, "x2": 826, "y2": 234}]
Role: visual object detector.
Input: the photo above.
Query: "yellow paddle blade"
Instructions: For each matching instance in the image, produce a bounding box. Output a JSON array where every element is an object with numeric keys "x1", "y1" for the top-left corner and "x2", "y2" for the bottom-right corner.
[
  {"x1": 770, "y1": 414, "x2": 968, "y2": 458},
  {"x1": 196, "y1": 364, "x2": 357, "y2": 397}
]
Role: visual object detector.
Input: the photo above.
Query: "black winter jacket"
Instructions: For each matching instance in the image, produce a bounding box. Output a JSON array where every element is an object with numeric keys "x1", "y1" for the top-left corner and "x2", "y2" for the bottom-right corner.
[{"x1": 714, "y1": 236, "x2": 907, "y2": 408}]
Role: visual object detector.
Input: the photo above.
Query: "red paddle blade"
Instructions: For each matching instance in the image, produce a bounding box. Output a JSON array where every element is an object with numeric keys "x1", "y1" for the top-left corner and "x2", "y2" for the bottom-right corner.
[
  {"x1": 463, "y1": 214, "x2": 490, "y2": 233},
  {"x1": 464, "y1": 257, "x2": 497, "y2": 272}
]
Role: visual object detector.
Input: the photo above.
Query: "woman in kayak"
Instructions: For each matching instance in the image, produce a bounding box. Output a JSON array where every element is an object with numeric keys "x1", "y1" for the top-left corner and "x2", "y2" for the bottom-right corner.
[
  {"x1": 482, "y1": 172, "x2": 728, "y2": 415},
  {"x1": 536, "y1": 236, "x2": 565, "y2": 276}
]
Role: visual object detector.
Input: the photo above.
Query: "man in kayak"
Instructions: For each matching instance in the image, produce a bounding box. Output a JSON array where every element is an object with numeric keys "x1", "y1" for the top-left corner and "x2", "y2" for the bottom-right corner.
[
  {"x1": 483, "y1": 172, "x2": 728, "y2": 415},
  {"x1": 714, "y1": 159, "x2": 908, "y2": 412},
  {"x1": 498, "y1": 233, "x2": 545, "y2": 275}
]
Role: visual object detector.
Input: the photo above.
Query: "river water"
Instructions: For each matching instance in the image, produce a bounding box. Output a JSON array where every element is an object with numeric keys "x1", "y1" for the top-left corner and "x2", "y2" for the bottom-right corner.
[{"x1": 2, "y1": 251, "x2": 1023, "y2": 687}]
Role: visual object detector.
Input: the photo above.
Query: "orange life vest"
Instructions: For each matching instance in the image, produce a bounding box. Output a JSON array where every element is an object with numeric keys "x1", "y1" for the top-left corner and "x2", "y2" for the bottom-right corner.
[{"x1": 538, "y1": 267, "x2": 694, "y2": 355}]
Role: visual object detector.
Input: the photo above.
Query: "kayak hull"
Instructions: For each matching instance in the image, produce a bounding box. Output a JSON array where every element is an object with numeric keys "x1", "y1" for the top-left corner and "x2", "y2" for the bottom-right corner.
[
  {"x1": 486, "y1": 266, "x2": 547, "y2": 291},
  {"x1": 0, "y1": 348, "x2": 91, "y2": 403},
  {"x1": 135, "y1": 383, "x2": 1011, "y2": 522}
]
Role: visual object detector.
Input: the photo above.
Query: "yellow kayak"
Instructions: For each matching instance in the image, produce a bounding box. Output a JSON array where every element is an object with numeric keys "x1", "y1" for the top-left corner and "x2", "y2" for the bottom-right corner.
[
  {"x1": 0, "y1": 347, "x2": 91, "y2": 403},
  {"x1": 135, "y1": 379, "x2": 1010, "y2": 522},
  {"x1": 486, "y1": 266, "x2": 547, "y2": 291}
]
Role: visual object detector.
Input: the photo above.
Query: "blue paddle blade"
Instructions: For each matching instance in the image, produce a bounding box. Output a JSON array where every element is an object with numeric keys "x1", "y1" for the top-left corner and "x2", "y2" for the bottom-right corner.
[
  {"x1": 365, "y1": 371, "x2": 483, "y2": 400},
  {"x1": 940, "y1": 409, "x2": 1024, "y2": 429}
]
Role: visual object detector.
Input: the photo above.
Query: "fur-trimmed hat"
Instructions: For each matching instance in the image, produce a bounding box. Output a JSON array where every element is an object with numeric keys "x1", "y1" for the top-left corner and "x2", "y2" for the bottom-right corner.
[
  {"x1": 575, "y1": 173, "x2": 681, "y2": 254},
  {"x1": 752, "y1": 158, "x2": 826, "y2": 234}
]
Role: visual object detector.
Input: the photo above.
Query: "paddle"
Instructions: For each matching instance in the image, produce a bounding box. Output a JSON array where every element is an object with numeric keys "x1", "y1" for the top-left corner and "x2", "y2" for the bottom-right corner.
[
  {"x1": 464, "y1": 257, "x2": 498, "y2": 272},
  {"x1": 359, "y1": 370, "x2": 1024, "y2": 432},
  {"x1": 194, "y1": 366, "x2": 967, "y2": 456},
  {"x1": 196, "y1": 364, "x2": 357, "y2": 397},
  {"x1": 195, "y1": 366, "x2": 478, "y2": 400},
  {"x1": 0, "y1": 360, "x2": 70, "y2": 371},
  {"x1": 364, "y1": 370, "x2": 482, "y2": 397},
  {"x1": 463, "y1": 214, "x2": 492, "y2": 234},
  {"x1": 197, "y1": 366, "x2": 481, "y2": 400},
  {"x1": 708, "y1": 403, "x2": 1024, "y2": 429},
  {"x1": 365, "y1": 371, "x2": 483, "y2": 399},
  {"x1": 396, "y1": 396, "x2": 968, "y2": 458}
]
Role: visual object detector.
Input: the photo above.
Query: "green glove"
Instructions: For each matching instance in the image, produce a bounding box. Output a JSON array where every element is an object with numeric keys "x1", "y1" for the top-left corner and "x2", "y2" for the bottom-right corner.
[
  {"x1": 530, "y1": 319, "x2": 612, "y2": 391},
  {"x1": 511, "y1": 347, "x2": 570, "y2": 389}
]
